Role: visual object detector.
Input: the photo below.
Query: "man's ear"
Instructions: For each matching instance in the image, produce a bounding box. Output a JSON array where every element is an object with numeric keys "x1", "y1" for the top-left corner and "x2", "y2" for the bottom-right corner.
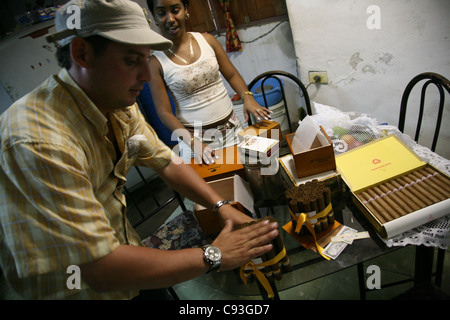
[{"x1": 70, "y1": 37, "x2": 94, "y2": 69}]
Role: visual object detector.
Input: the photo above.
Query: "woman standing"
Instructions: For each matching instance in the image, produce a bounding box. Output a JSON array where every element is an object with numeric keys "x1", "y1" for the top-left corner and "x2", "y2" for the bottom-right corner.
[{"x1": 147, "y1": 0, "x2": 271, "y2": 164}]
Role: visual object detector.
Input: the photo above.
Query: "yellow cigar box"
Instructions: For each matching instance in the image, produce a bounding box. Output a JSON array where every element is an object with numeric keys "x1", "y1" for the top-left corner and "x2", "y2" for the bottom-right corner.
[{"x1": 336, "y1": 135, "x2": 450, "y2": 239}]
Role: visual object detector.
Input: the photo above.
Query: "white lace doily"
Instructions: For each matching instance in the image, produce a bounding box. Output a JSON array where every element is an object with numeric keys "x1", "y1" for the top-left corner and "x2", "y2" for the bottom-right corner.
[{"x1": 309, "y1": 102, "x2": 450, "y2": 249}]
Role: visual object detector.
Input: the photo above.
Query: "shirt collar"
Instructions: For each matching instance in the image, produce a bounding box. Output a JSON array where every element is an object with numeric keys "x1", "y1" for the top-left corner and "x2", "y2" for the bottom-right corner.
[{"x1": 57, "y1": 68, "x2": 108, "y2": 136}]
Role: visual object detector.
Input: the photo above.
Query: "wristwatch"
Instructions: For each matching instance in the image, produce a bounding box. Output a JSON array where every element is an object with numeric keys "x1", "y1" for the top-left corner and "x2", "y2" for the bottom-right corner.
[{"x1": 202, "y1": 245, "x2": 222, "y2": 273}]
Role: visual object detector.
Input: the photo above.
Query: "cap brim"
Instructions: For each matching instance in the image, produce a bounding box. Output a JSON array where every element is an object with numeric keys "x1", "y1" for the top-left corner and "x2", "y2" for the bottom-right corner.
[{"x1": 99, "y1": 28, "x2": 172, "y2": 50}]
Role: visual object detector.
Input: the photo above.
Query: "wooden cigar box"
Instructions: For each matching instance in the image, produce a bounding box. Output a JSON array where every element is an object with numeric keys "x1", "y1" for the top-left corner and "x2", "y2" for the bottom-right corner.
[
  {"x1": 336, "y1": 135, "x2": 450, "y2": 239},
  {"x1": 189, "y1": 145, "x2": 244, "y2": 182},
  {"x1": 193, "y1": 174, "x2": 255, "y2": 235},
  {"x1": 286, "y1": 126, "x2": 336, "y2": 178},
  {"x1": 237, "y1": 120, "x2": 283, "y2": 142},
  {"x1": 279, "y1": 153, "x2": 343, "y2": 196}
]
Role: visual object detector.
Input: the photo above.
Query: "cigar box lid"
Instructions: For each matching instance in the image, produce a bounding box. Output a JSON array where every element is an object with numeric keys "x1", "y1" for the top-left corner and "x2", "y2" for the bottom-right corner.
[{"x1": 335, "y1": 135, "x2": 426, "y2": 192}]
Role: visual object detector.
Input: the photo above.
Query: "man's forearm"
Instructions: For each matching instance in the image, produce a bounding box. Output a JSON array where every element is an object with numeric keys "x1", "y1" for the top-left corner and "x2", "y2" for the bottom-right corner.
[{"x1": 80, "y1": 245, "x2": 208, "y2": 292}]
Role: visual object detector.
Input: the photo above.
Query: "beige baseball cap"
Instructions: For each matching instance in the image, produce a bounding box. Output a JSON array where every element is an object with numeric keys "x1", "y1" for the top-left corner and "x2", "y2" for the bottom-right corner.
[{"x1": 46, "y1": 0, "x2": 172, "y2": 50}]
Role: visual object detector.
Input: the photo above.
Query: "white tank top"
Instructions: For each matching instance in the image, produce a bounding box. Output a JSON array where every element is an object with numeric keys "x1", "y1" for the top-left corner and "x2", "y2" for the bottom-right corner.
[{"x1": 153, "y1": 32, "x2": 232, "y2": 127}]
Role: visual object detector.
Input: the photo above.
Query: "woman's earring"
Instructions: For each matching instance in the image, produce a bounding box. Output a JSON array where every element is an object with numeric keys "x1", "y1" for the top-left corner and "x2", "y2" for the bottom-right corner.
[{"x1": 186, "y1": 13, "x2": 190, "y2": 19}]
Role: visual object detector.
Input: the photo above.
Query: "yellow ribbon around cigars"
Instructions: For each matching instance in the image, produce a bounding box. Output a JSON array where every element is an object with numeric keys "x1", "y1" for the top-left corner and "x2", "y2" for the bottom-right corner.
[
  {"x1": 239, "y1": 246, "x2": 287, "y2": 299},
  {"x1": 289, "y1": 203, "x2": 332, "y2": 261}
]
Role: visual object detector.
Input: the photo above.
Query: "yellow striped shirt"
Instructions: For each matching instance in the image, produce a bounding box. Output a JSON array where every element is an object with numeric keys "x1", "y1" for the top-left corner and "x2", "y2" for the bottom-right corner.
[{"x1": 0, "y1": 68, "x2": 174, "y2": 299}]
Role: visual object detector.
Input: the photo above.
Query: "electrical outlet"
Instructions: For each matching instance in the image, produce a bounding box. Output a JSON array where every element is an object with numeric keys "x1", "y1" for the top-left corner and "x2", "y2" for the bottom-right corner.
[{"x1": 309, "y1": 71, "x2": 328, "y2": 84}]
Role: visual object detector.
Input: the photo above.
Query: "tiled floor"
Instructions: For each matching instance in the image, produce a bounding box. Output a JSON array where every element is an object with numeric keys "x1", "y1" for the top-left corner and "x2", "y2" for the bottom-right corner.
[{"x1": 130, "y1": 177, "x2": 450, "y2": 300}]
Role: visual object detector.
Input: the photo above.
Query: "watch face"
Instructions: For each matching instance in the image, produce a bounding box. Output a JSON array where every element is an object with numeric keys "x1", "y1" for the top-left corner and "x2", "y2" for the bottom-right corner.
[{"x1": 205, "y1": 246, "x2": 221, "y2": 262}]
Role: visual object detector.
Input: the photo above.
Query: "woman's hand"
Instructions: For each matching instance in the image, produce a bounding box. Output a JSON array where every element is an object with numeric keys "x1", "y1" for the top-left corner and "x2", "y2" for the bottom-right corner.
[
  {"x1": 243, "y1": 99, "x2": 272, "y2": 123},
  {"x1": 192, "y1": 139, "x2": 218, "y2": 165}
]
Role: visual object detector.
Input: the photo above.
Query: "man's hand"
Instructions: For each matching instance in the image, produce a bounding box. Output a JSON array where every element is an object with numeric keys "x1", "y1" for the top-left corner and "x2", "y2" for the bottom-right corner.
[{"x1": 211, "y1": 219, "x2": 279, "y2": 272}]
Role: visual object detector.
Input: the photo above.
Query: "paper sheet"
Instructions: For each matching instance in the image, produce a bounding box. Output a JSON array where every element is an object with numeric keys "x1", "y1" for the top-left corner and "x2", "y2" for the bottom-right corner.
[{"x1": 291, "y1": 116, "x2": 320, "y2": 152}]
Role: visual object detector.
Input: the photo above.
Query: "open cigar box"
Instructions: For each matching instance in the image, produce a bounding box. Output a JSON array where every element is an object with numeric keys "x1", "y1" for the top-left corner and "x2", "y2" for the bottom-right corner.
[
  {"x1": 193, "y1": 174, "x2": 254, "y2": 235},
  {"x1": 336, "y1": 135, "x2": 450, "y2": 239}
]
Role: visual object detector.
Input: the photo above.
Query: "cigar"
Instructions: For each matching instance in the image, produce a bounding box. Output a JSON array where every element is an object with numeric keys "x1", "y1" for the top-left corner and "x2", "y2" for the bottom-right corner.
[
  {"x1": 412, "y1": 170, "x2": 450, "y2": 200},
  {"x1": 364, "y1": 190, "x2": 396, "y2": 222},
  {"x1": 357, "y1": 192, "x2": 387, "y2": 224},
  {"x1": 390, "y1": 179, "x2": 428, "y2": 209},
  {"x1": 379, "y1": 183, "x2": 415, "y2": 214},
  {"x1": 289, "y1": 199, "x2": 299, "y2": 214},
  {"x1": 266, "y1": 217, "x2": 291, "y2": 274},
  {"x1": 372, "y1": 186, "x2": 405, "y2": 218},
  {"x1": 263, "y1": 249, "x2": 283, "y2": 280},
  {"x1": 396, "y1": 176, "x2": 434, "y2": 206},
  {"x1": 384, "y1": 181, "x2": 421, "y2": 212},
  {"x1": 418, "y1": 168, "x2": 450, "y2": 197},
  {"x1": 423, "y1": 167, "x2": 450, "y2": 188},
  {"x1": 315, "y1": 189, "x2": 328, "y2": 230},
  {"x1": 403, "y1": 175, "x2": 441, "y2": 204},
  {"x1": 323, "y1": 187, "x2": 335, "y2": 225},
  {"x1": 241, "y1": 219, "x2": 274, "y2": 281},
  {"x1": 309, "y1": 196, "x2": 322, "y2": 234}
]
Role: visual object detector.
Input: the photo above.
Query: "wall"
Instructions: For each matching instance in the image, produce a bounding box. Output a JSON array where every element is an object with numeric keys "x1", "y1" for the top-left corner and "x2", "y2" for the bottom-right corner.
[
  {"x1": 286, "y1": 0, "x2": 450, "y2": 159},
  {"x1": 217, "y1": 19, "x2": 306, "y2": 125}
]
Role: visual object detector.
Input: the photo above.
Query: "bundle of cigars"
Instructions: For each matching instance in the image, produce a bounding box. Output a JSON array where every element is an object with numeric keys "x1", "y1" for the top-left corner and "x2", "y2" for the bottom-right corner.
[
  {"x1": 285, "y1": 179, "x2": 335, "y2": 235},
  {"x1": 236, "y1": 217, "x2": 291, "y2": 282},
  {"x1": 355, "y1": 166, "x2": 450, "y2": 224}
]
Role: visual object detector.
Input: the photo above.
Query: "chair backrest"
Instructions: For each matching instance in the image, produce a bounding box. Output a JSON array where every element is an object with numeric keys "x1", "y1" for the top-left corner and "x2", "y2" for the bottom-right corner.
[
  {"x1": 124, "y1": 167, "x2": 186, "y2": 229},
  {"x1": 398, "y1": 72, "x2": 450, "y2": 152},
  {"x1": 247, "y1": 70, "x2": 312, "y2": 131}
]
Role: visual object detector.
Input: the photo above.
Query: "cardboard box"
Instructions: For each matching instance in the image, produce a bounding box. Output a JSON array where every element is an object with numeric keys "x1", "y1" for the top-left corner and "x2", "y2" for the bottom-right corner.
[
  {"x1": 336, "y1": 135, "x2": 450, "y2": 239},
  {"x1": 237, "y1": 120, "x2": 282, "y2": 142},
  {"x1": 194, "y1": 175, "x2": 255, "y2": 235},
  {"x1": 189, "y1": 145, "x2": 244, "y2": 182},
  {"x1": 286, "y1": 126, "x2": 336, "y2": 178},
  {"x1": 237, "y1": 135, "x2": 279, "y2": 161}
]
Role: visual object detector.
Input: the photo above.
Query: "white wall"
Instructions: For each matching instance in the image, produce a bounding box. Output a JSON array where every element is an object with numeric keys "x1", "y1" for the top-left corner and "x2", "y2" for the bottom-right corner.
[
  {"x1": 217, "y1": 20, "x2": 307, "y2": 126},
  {"x1": 287, "y1": 0, "x2": 450, "y2": 158}
]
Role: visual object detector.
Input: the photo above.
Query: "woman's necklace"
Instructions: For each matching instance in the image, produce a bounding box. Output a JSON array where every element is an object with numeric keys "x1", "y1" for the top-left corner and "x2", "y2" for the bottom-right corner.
[{"x1": 168, "y1": 34, "x2": 194, "y2": 65}]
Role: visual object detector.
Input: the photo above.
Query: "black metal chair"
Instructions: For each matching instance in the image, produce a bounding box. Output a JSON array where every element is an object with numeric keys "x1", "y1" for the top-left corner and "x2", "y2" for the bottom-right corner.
[
  {"x1": 397, "y1": 72, "x2": 450, "y2": 291},
  {"x1": 398, "y1": 72, "x2": 450, "y2": 152},
  {"x1": 124, "y1": 166, "x2": 186, "y2": 229},
  {"x1": 124, "y1": 166, "x2": 188, "y2": 300},
  {"x1": 247, "y1": 70, "x2": 313, "y2": 131}
]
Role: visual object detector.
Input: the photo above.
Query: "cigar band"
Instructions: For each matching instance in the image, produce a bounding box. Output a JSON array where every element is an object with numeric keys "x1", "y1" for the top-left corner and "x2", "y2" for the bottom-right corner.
[
  {"x1": 289, "y1": 203, "x2": 332, "y2": 234},
  {"x1": 361, "y1": 171, "x2": 438, "y2": 205},
  {"x1": 240, "y1": 246, "x2": 287, "y2": 299},
  {"x1": 289, "y1": 205, "x2": 332, "y2": 261}
]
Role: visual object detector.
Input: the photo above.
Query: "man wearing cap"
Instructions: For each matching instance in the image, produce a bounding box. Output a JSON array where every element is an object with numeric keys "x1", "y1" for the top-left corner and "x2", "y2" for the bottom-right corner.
[{"x1": 0, "y1": 0, "x2": 278, "y2": 299}]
